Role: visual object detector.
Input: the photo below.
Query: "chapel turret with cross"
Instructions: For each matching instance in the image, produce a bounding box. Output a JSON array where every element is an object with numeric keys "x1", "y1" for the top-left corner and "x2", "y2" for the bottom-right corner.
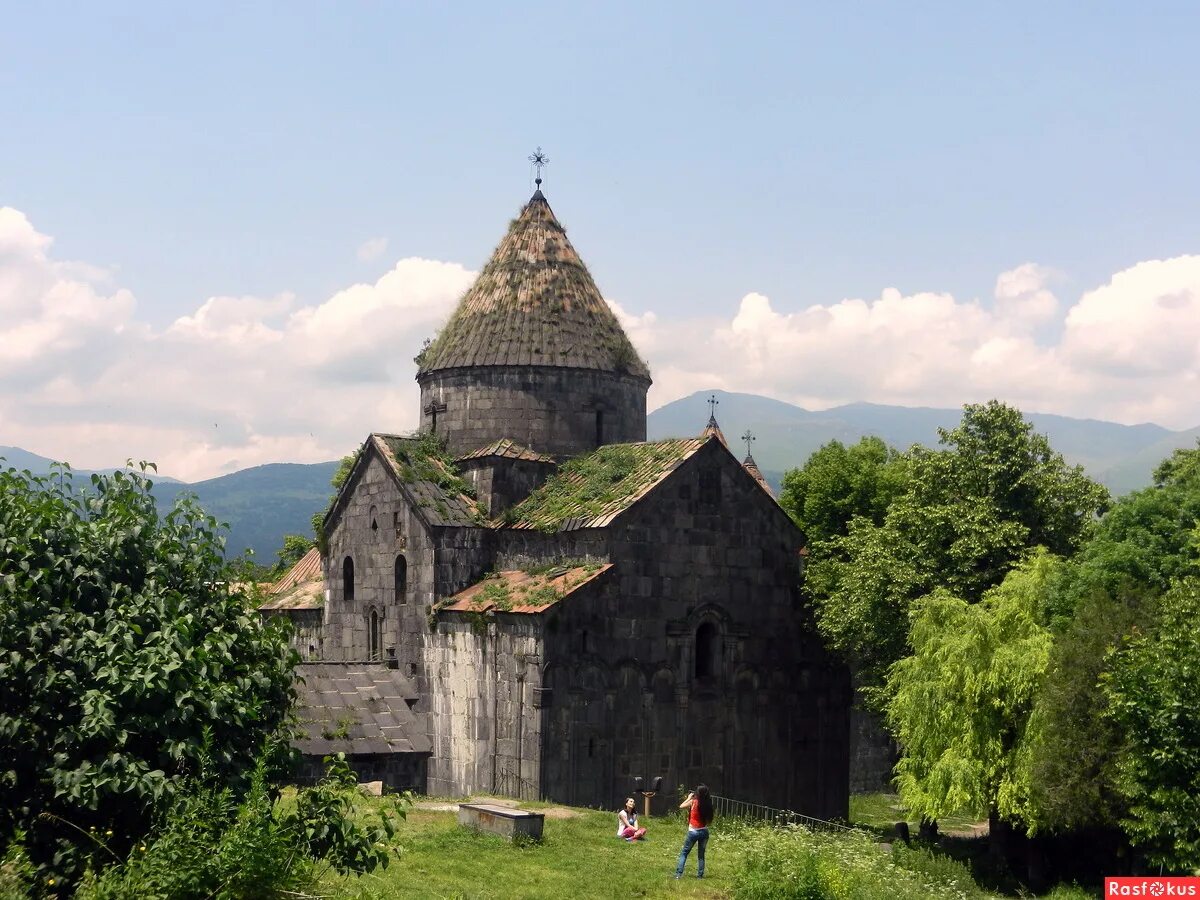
[
  {"x1": 739, "y1": 427, "x2": 773, "y2": 495},
  {"x1": 700, "y1": 393, "x2": 729, "y2": 448}
]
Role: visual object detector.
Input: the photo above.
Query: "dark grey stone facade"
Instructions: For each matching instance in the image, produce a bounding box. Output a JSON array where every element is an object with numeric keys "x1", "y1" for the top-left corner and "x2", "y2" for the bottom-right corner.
[
  {"x1": 272, "y1": 186, "x2": 852, "y2": 819},
  {"x1": 418, "y1": 366, "x2": 648, "y2": 459}
]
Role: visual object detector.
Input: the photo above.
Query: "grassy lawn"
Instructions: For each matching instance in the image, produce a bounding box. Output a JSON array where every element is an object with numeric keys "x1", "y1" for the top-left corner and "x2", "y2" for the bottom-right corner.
[
  {"x1": 316, "y1": 794, "x2": 1094, "y2": 900},
  {"x1": 320, "y1": 798, "x2": 740, "y2": 899}
]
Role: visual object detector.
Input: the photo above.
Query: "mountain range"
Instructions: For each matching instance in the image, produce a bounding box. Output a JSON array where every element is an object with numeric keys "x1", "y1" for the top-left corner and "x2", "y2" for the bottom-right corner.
[
  {"x1": 649, "y1": 391, "x2": 1200, "y2": 498},
  {"x1": 5, "y1": 394, "x2": 1198, "y2": 562}
]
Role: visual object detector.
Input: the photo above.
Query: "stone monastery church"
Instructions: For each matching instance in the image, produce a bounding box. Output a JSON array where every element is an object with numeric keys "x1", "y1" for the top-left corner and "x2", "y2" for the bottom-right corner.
[{"x1": 262, "y1": 184, "x2": 850, "y2": 819}]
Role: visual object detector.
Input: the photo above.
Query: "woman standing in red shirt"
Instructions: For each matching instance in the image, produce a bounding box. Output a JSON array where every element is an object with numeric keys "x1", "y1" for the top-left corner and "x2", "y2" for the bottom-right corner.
[{"x1": 673, "y1": 784, "x2": 714, "y2": 878}]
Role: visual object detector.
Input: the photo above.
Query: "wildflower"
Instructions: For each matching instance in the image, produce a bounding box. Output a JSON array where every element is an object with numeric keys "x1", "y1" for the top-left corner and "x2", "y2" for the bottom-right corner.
[{"x1": 105, "y1": 829, "x2": 113, "y2": 836}]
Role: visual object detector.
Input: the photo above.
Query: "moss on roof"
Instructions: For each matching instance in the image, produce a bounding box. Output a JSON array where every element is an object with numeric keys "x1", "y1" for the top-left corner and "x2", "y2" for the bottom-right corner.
[
  {"x1": 437, "y1": 563, "x2": 612, "y2": 615},
  {"x1": 416, "y1": 191, "x2": 651, "y2": 380},
  {"x1": 374, "y1": 433, "x2": 487, "y2": 526},
  {"x1": 501, "y1": 438, "x2": 704, "y2": 532}
]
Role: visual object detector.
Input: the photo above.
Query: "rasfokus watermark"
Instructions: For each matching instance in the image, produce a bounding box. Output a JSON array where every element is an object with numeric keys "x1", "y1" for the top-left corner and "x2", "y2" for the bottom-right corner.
[{"x1": 1106, "y1": 877, "x2": 1200, "y2": 896}]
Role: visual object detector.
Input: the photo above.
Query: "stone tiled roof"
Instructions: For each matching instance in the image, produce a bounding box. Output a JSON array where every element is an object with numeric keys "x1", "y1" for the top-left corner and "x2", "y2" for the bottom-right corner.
[
  {"x1": 457, "y1": 439, "x2": 556, "y2": 465},
  {"x1": 373, "y1": 434, "x2": 486, "y2": 527},
  {"x1": 294, "y1": 663, "x2": 430, "y2": 757},
  {"x1": 259, "y1": 578, "x2": 324, "y2": 611},
  {"x1": 742, "y1": 454, "x2": 774, "y2": 497},
  {"x1": 701, "y1": 414, "x2": 729, "y2": 448},
  {"x1": 416, "y1": 190, "x2": 650, "y2": 381},
  {"x1": 438, "y1": 563, "x2": 613, "y2": 615},
  {"x1": 501, "y1": 438, "x2": 706, "y2": 532},
  {"x1": 259, "y1": 546, "x2": 323, "y2": 612}
]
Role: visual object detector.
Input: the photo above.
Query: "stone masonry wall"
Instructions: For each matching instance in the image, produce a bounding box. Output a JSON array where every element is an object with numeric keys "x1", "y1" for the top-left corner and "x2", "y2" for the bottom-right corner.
[
  {"x1": 417, "y1": 365, "x2": 647, "y2": 459},
  {"x1": 422, "y1": 616, "x2": 544, "y2": 800},
  {"x1": 460, "y1": 457, "x2": 557, "y2": 517},
  {"x1": 525, "y1": 440, "x2": 851, "y2": 820},
  {"x1": 325, "y1": 450, "x2": 437, "y2": 666},
  {"x1": 296, "y1": 753, "x2": 426, "y2": 792},
  {"x1": 262, "y1": 608, "x2": 325, "y2": 660}
]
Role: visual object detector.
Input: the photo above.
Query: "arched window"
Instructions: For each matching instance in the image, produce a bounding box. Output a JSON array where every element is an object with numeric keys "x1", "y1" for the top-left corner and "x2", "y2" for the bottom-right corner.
[
  {"x1": 695, "y1": 622, "x2": 720, "y2": 679},
  {"x1": 342, "y1": 556, "x2": 354, "y2": 603},
  {"x1": 395, "y1": 555, "x2": 408, "y2": 604},
  {"x1": 368, "y1": 609, "x2": 381, "y2": 661}
]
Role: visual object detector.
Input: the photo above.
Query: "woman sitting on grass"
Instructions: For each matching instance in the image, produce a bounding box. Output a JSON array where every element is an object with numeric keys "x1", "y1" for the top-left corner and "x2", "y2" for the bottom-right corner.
[{"x1": 617, "y1": 797, "x2": 647, "y2": 841}]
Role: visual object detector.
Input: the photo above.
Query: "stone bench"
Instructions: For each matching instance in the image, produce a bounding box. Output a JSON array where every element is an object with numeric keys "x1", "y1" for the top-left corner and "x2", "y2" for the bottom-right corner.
[{"x1": 457, "y1": 803, "x2": 545, "y2": 842}]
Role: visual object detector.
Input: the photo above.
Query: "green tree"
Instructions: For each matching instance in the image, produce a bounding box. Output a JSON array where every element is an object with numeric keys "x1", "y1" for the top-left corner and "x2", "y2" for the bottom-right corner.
[
  {"x1": 808, "y1": 402, "x2": 1107, "y2": 700},
  {"x1": 1102, "y1": 577, "x2": 1200, "y2": 871},
  {"x1": 886, "y1": 551, "x2": 1058, "y2": 827},
  {"x1": 779, "y1": 436, "x2": 908, "y2": 545},
  {"x1": 916, "y1": 401, "x2": 1109, "y2": 557},
  {"x1": 1014, "y1": 453, "x2": 1200, "y2": 836},
  {"x1": 1018, "y1": 584, "x2": 1149, "y2": 834},
  {"x1": 312, "y1": 450, "x2": 359, "y2": 549},
  {"x1": 0, "y1": 464, "x2": 297, "y2": 882},
  {"x1": 1045, "y1": 442, "x2": 1200, "y2": 625}
]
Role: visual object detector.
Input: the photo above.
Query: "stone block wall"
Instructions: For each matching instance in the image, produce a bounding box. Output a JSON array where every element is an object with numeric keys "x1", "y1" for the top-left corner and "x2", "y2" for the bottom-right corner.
[
  {"x1": 417, "y1": 365, "x2": 647, "y2": 460},
  {"x1": 325, "y1": 450, "x2": 438, "y2": 666},
  {"x1": 263, "y1": 608, "x2": 325, "y2": 660},
  {"x1": 460, "y1": 456, "x2": 557, "y2": 517},
  {"x1": 848, "y1": 701, "x2": 899, "y2": 793},
  {"x1": 421, "y1": 616, "x2": 544, "y2": 799},
  {"x1": 532, "y1": 440, "x2": 851, "y2": 820},
  {"x1": 296, "y1": 752, "x2": 426, "y2": 793}
]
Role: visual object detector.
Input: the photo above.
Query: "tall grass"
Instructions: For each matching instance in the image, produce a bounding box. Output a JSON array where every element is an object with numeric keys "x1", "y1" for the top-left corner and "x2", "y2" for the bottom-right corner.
[{"x1": 731, "y1": 824, "x2": 985, "y2": 900}]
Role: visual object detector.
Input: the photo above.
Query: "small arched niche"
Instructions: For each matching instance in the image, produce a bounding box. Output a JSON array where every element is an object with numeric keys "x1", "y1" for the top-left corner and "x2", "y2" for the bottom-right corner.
[{"x1": 695, "y1": 621, "x2": 721, "y2": 680}]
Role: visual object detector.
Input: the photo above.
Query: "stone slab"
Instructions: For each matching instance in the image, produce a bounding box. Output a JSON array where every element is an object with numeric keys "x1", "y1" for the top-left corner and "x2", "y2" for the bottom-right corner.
[{"x1": 457, "y1": 803, "x2": 545, "y2": 841}]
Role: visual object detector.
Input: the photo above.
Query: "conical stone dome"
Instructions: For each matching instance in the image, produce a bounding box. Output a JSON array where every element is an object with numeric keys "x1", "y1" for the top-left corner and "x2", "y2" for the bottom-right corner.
[
  {"x1": 418, "y1": 191, "x2": 650, "y2": 379},
  {"x1": 416, "y1": 190, "x2": 651, "y2": 459}
]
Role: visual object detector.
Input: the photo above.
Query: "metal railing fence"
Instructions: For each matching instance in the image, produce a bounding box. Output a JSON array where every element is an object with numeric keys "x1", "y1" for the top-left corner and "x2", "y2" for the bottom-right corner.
[{"x1": 710, "y1": 794, "x2": 860, "y2": 834}]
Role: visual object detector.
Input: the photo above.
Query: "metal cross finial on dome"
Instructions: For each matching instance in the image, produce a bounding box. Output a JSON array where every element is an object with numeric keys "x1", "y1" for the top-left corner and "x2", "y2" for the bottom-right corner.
[
  {"x1": 528, "y1": 147, "x2": 549, "y2": 188},
  {"x1": 707, "y1": 393, "x2": 719, "y2": 421},
  {"x1": 741, "y1": 429, "x2": 756, "y2": 458}
]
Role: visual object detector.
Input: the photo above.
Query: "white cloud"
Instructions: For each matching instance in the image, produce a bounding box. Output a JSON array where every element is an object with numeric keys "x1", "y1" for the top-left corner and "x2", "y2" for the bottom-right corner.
[
  {"x1": 0, "y1": 207, "x2": 473, "y2": 480},
  {"x1": 356, "y1": 237, "x2": 388, "y2": 262},
  {"x1": 636, "y1": 257, "x2": 1200, "y2": 429},
  {"x1": 2, "y1": 204, "x2": 1198, "y2": 481}
]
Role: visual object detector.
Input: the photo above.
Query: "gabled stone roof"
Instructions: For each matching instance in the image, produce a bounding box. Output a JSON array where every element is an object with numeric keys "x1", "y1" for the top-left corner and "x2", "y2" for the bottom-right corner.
[
  {"x1": 438, "y1": 563, "x2": 613, "y2": 615},
  {"x1": 501, "y1": 438, "x2": 706, "y2": 532},
  {"x1": 416, "y1": 190, "x2": 650, "y2": 381},
  {"x1": 457, "y1": 439, "x2": 556, "y2": 465},
  {"x1": 295, "y1": 663, "x2": 430, "y2": 757},
  {"x1": 742, "y1": 454, "x2": 773, "y2": 496},
  {"x1": 258, "y1": 547, "x2": 324, "y2": 611},
  {"x1": 373, "y1": 434, "x2": 486, "y2": 527},
  {"x1": 701, "y1": 414, "x2": 729, "y2": 448},
  {"x1": 264, "y1": 546, "x2": 322, "y2": 599}
]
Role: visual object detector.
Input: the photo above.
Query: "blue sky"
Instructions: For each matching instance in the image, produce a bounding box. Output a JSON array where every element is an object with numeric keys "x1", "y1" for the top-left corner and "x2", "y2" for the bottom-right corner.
[{"x1": 2, "y1": 3, "x2": 1199, "y2": 478}]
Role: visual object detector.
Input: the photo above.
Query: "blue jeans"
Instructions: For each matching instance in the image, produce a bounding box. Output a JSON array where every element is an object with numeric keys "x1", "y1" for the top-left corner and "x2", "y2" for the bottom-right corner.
[{"x1": 675, "y1": 827, "x2": 709, "y2": 877}]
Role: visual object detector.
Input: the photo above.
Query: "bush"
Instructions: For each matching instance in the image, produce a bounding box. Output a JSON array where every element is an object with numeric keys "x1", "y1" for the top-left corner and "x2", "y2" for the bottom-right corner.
[
  {"x1": 732, "y1": 825, "x2": 985, "y2": 900},
  {"x1": 77, "y1": 754, "x2": 407, "y2": 899},
  {"x1": 0, "y1": 463, "x2": 297, "y2": 884}
]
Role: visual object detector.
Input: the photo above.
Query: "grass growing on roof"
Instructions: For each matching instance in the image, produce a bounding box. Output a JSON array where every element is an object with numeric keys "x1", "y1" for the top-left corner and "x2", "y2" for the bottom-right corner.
[{"x1": 506, "y1": 441, "x2": 692, "y2": 532}]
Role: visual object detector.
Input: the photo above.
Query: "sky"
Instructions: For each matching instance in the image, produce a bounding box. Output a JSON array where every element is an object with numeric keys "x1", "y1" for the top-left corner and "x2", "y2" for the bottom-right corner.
[{"x1": 2, "y1": 2, "x2": 1199, "y2": 481}]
